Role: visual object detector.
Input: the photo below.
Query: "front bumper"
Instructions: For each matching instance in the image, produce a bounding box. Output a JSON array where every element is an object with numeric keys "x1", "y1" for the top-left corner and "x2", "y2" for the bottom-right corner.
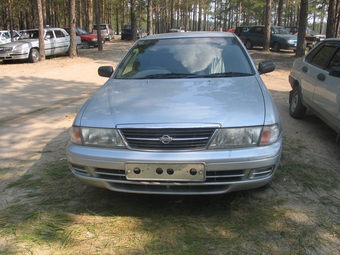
[
  {"x1": 66, "y1": 135, "x2": 282, "y2": 195},
  {"x1": 0, "y1": 52, "x2": 29, "y2": 60}
]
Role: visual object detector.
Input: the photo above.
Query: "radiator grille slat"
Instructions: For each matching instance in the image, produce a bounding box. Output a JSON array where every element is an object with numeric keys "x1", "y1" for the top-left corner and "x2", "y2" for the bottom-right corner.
[{"x1": 120, "y1": 128, "x2": 216, "y2": 150}]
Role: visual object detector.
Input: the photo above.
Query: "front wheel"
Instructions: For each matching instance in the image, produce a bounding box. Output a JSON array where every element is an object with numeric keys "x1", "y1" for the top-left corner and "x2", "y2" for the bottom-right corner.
[
  {"x1": 245, "y1": 40, "x2": 253, "y2": 50},
  {"x1": 82, "y1": 40, "x2": 90, "y2": 49},
  {"x1": 289, "y1": 86, "x2": 306, "y2": 119},
  {"x1": 28, "y1": 48, "x2": 40, "y2": 63}
]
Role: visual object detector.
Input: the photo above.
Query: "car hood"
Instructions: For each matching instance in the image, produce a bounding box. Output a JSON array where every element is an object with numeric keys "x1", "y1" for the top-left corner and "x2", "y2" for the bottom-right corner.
[
  {"x1": 78, "y1": 77, "x2": 267, "y2": 128},
  {"x1": 80, "y1": 34, "x2": 100, "y2": 39},
  {"x1": 0, "y1": 39, "x2": 36, "y2": 47}
]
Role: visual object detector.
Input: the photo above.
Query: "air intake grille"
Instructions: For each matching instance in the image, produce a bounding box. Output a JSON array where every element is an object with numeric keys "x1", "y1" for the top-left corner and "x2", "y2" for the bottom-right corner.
[{"x1": 119, "y1": 128, "x2": 217, "y2": 150}]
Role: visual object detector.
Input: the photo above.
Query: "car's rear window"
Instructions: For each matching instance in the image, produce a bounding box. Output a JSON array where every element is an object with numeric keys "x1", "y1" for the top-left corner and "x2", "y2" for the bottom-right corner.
[{"x1": 115, "y1": 37, "x2": 253, "y2": 79}]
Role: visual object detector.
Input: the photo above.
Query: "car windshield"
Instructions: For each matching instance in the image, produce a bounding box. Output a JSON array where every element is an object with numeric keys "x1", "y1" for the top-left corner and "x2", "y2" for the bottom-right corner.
[
  {"x1": 272, "y1": 27, "x2": 289, "y2": 34},
  {"x1": 115, "y1": 37, "x2": 253, "y2": 79},
  {"x1": 77, "y1": 28, "x2": 89, "y2": 35}
]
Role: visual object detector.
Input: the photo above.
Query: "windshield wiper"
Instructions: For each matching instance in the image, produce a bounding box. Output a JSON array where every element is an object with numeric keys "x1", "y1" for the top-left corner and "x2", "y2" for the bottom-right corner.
[
  {"x1": 139, "y1": 72, "x2": 252, "y2": 79},
  {"x1": 196, "y1": 72, "x2": 253, "y2": 78}
]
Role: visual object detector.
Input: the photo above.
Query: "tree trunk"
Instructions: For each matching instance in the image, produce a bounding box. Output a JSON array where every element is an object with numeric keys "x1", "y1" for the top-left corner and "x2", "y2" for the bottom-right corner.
[
  {"x1": 94, "y1": 0, "x2": 102, "y2": 51},
  {"x1": 131, "y1": 0, "x2": 137, "y2": 40},
  {"x1": 263, "y1": 0, "x2": 272, "y2": 52},
  {"x1": 37, "y1": 0, "x2": 45, "y2": 61},
  {"x1": 296, "y1": 0, "x2": 308, "y2": 58},
  {"x1": 147, "y1": 0, "x2": 153, "y2": 35},
  {"x1": 69, "y1": 0, "x2": 77, "y2": 58}
]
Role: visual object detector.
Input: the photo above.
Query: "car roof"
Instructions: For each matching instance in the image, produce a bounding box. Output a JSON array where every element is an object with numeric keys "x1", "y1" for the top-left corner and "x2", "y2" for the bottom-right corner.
[{"x1": 141, "y1": 32, "x2": 236, "y2": 40}]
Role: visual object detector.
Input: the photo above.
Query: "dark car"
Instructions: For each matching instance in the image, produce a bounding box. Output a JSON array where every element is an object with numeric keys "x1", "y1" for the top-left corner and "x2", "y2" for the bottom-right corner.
[
  {"x1": 233, "y1": 26, "x2": 253, "y2": 39},
  {"x1": 121, "y1": 24, "x2": 142, "y2": 40},
  {"x1": 66, "y1": 32, "x2": 282, "y2": 195},
  {"x1": 241, "y1": 25, "x2": 297, "y2": 52}
]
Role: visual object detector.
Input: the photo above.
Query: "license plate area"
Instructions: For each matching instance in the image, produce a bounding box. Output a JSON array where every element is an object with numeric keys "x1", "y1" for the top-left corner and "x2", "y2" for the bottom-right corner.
[{"x1": 125, "y1": 163, "x2": 205, "y2": 181}]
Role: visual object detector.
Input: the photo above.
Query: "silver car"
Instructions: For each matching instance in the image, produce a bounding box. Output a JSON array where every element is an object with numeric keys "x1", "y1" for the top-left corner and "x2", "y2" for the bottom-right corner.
[
  {"x1": 289, "y1": 38, "x2": 340, "y2": 141},
  {"x1": 0, "y1": 28, "x2": 81, "y2": 63},
  {"x1": 66, "y1": 32, "x2": 283, "y2": 195}
]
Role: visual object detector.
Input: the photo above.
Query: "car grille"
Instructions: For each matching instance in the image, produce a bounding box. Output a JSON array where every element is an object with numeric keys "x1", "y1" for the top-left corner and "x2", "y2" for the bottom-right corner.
[
  {"x1": 119, "y1": 128, "x2": 217, "y2": 151},
  {"x1": 0, "y1": 47, "x2": 12, "y2": 52}
]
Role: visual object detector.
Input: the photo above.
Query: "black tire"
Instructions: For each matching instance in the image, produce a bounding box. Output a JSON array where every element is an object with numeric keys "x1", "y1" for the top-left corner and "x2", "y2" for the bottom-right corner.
[
  {"x1": 28, "y1": 48, "x2": 40, "y2": 63},
  {"x1": 82, "y1": 40, "x2": 90, "y2": 49},
  {"x1": 289, "y1": 86, "x2": 306, "y2": 119},
  {"x1": 273, "y1": 42, "x2": 280, "y2": 52},
  {"x1": 245, "y1": 40, "x2": 253, "y2": 50}
]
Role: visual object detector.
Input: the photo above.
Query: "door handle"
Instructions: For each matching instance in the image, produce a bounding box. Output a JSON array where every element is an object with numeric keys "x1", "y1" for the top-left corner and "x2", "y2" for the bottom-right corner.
[
  {"x1": 317, "y1": 73, "x2": 325, "y2": 81},
  {"x1": 301, "y1": 66, "x2": 308, "y2": 73}
]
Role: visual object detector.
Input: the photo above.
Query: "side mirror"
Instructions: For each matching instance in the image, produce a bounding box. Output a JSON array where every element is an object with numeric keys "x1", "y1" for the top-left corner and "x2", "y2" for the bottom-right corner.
[
  {"x1": 329, "y1": 66, "x2": 340, "y2": 78},
  {"x1": 258, "y1": 61, "x2": 275, "y2": 75},
  {"x1": 45, "y1": 35, "x2": 51, "y2": 40},
  {"x1": 98, "y1": 66, "x2": 114, "y2": 77}
]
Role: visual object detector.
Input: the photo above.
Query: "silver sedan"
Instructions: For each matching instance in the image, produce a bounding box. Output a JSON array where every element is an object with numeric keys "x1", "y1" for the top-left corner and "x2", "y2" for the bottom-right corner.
[{"x1": 66, "y1": 32, "x2": 283, "y2": 195}]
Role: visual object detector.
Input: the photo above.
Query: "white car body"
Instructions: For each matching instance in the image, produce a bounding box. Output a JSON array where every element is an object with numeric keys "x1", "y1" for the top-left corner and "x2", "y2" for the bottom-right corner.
[
  {"x1": 289, "y1": 38, "x2": 340, "y2": 141},
  {"x1": 0, "y1": 28, "x2": 81, "y2": 63}
]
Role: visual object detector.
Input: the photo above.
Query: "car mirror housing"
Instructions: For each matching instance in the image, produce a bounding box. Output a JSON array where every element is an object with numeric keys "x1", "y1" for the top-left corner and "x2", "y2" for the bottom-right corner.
[
  {"x1": 258, "y1": 61, "x2": 275, "y2": 74},
  {"x1": 329, "y1": 66, "x2": 340, "y2": 78},
  {"x1": 98, "y1": 66, "x2": 114, "y2": 77}
]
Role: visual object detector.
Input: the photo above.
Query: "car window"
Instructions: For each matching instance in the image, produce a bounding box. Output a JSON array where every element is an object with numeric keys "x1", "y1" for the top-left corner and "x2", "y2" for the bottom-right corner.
[
  {"x1": 328, "y1": 48, "x2": 340, "y2": 69},
  {"x1": 309, "y1": 44, "x2": 337, "y2": 69},
  {"x1": 45, "y1": 30, "x2": 54, "y2": 38},
  {"x1": 54, "y1": 30, "x2": 65, "y2": 38},
  {"x1": 253, "y1": 27, "x2": 264, "y2": 34},
  {"x1": 115, "y1": 37, "x2": 253, "y2": 79}
]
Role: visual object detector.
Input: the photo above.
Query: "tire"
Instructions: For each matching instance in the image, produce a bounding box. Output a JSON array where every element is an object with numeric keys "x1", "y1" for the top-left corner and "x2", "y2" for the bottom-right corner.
[
  {"x1": 245, "y1": 40, "x2": 253, "y2": 50},
  {"x1": 289, "y1": 86, "x2": 306, "y2": 119},
  {"x1": 82, "y1": 40, "x2": 90, "y2": 49},
  {"x1": 28, "y1": 48, "x2": 40, "y2": 63},
  {"x1": 273, "y1": 42, "x2": 280, "y2": 52}
]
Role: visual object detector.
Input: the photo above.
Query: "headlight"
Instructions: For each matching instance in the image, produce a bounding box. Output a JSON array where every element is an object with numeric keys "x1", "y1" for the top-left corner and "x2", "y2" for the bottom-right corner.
[
  {"x1": 91, "y1": 38, "x2": 98, "y2": 42},
  {"x1": 286, "y1": 40, "x2": 295, "y2": 44},
  {"x1": 209, "y1": 124, "x2": 280, "y2": 149},
  {"x1": 13, "y1": 44, "x2": 29, "y2": 53},
  {"x1": 70, "y1": 127, "x2": 125, "y2": 148}
]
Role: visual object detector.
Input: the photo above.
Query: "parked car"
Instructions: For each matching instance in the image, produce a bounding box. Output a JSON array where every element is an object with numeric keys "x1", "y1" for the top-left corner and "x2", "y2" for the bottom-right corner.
[
  {"x1": 233, "y1": 26, "x2": 253, "y2": 39},
  {"x1": 169, "y1": 26, "x2": 185, "y2": 32},
  {"x1": 66, "y1": 32, "x2": 283, "y2": 195},
  {"x1": 241, "y1": 25, "x2": 297, "y2": 52},
  {"x1": 289, "y1": 38, "x2": 340, "y2": 141},
  {"x1": 121, "y1": 24, "x2": 142, "y2": 40},
  {"x1": 0, "y1": 28, "x2": 80, "y2": 63},
  {"x1": 92, "y1": 24, "x2": 115, "y2": 41},
  {"x1": 65, "y1": 27, "x2": 105, "y2": 48},
  {"x1": 285, "y1": 26, "x2": 326, "y2": 49}
]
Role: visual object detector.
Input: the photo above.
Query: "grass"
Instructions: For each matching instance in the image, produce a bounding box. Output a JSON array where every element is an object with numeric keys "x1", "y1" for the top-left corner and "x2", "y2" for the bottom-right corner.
[{"x1": 1, "y1": 136, "x2": 340, "y2": 254}]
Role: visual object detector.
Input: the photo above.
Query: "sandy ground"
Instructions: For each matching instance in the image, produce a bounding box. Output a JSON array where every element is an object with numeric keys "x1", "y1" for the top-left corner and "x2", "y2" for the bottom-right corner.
[{"x1": 0, "y1": 39, "x2": 339, "y2": 218}]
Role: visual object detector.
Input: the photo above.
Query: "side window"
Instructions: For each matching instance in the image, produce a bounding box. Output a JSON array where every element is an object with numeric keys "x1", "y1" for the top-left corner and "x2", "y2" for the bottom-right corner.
[
  {"x1": 328, "y1": 48, "x2": 340, "y2": 69},
  {"x1": 45, "y1": 30, "x2": 54, "y2": 38},
  {"x1": 54, "y1": 30, "x2": 65, "y2": 38},
  {"x1": 310, "y1": 45, "x2": 337, "y2": 69},
  {"x1": 253, "y1": 27, "x2": 263, "y2": 34}
]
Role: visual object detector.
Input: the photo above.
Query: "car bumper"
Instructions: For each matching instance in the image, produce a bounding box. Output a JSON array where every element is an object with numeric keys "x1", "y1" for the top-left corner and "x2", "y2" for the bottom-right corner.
[
  {"x1": 0, "y1": 52, "x2": 29, "y2": 60},
  {"x1": 66, "y1": 135, "x2": 282, "y2": 195}
]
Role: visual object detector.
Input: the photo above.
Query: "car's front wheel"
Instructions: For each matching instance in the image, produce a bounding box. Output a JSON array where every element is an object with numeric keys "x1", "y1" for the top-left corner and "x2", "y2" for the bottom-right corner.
[
  {"x1": 289, "y1": 86, "x2": 306, "y2": 119},
  {"x1": 245, "y1": 40, "x2": 253, "y2": 50},
  {"x1": 82, "y1": 40, "x2": 90, "y2": 49},
  {"x1": 28, "y1": 48, "x2": 40, "y2": 63}
]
